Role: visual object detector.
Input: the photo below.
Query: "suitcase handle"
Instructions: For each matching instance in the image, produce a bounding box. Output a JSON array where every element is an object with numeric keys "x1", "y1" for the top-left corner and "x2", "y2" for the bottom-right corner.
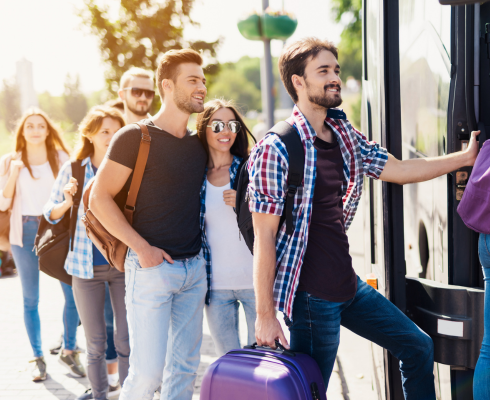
[{"x1": 244, "y1": 341, "x2": 295, "y2": 357}]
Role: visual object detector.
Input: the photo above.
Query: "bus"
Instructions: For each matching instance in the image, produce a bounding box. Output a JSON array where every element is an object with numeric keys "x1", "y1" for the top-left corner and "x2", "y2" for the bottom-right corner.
[{"x1": 362, "y1": 0, "x2": 488, "y2": 398}]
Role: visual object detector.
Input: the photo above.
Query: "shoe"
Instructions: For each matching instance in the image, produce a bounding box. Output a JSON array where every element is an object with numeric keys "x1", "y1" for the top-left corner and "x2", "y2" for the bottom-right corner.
[
  {"x1": 108, "y1": 381, "x2": 121, "y2": 398},
  {"x1": 59, "y1": 351, "x2": 86, "y2": 378},
  {"x1": 76, "y1": 388, "x2": 93, "y2": 400},
  {"x1": 76, "y1": 388, "x2": 109, "y2": 400},
  {"x1": 30, "y1": 356, "x2": 47, "y2": 382},
  {"x1": 49, "y1": 334, "x2": 63, "y2": 355}
]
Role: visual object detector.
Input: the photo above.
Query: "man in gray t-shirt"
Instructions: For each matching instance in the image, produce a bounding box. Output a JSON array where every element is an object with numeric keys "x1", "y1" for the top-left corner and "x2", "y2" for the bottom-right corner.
[{"x1": 90, "y1": 49, "x2": 208, "y2": 400}]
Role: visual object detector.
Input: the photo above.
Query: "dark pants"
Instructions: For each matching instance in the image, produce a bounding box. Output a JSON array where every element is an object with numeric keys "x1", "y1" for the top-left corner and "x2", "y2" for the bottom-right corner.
[{"x1": 288, "y1": 275, "x2": 436, "y2": 400}]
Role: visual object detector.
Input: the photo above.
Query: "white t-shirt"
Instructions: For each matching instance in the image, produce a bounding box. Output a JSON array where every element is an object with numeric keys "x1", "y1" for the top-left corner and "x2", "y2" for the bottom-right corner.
[
  {"x1": 205, "y1": 181, "x2": 254, "y2": 290},
  {"x1": 18, "y1": 162, "x2": 55, "y2": 216}
]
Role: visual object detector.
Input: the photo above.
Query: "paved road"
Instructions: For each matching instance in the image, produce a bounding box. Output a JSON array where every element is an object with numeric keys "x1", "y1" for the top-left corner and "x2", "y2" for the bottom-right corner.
[{"x1": 0, "y1": 203, "x2": 377, "y2": 400}]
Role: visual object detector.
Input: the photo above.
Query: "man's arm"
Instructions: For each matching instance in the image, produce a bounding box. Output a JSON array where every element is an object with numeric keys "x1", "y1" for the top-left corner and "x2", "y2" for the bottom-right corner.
[
  {"x1": 380, "y1": 130, "x2": 480, "y2": 185},
  {"x1": 90, "y1": 158, "x2": 173, "y2": 268},
  {"x1": 252, "y1": 212, "x2": 290, "y2": 349}
]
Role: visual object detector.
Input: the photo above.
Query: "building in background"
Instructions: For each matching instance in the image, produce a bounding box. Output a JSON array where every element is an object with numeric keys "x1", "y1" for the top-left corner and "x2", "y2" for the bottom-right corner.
[{"x1": 16, "y1": 58, "x2": 38, "y2": 112}]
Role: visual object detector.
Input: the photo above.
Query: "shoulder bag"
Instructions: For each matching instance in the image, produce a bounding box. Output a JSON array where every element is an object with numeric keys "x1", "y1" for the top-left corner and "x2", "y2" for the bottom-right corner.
[
  {"x1": 81, "y1": 122, "x2": 151, "y2": 272},
  {"x1": 34, "y1": 160, "x2": 86, "y2": 285}
]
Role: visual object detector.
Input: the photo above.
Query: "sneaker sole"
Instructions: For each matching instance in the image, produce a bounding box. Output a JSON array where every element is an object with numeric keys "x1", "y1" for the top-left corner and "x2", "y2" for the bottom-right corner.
[{"x1": 58, "y1": 358, "x2": 86, "y2": 378}]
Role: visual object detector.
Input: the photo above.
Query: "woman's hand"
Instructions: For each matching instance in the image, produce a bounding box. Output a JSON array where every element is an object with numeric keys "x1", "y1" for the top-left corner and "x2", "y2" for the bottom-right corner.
[
  {"x1": 223, "y1": 189, "x2": 237, "y2": 208},
  {"x1": 63, "y1": 177, "x2": 78, "y2": 207},
  {"x1": 11, "y1": 160, "x2": 24, "y2": 175}
]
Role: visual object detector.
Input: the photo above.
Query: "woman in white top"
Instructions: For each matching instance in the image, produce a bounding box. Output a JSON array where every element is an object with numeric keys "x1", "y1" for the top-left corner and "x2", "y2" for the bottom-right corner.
[
  {"x1": 197, "y1": 99, "x2": 256, "y2": 356},
  {"x1": 0, "y1": 108, "x2": 76, "y2": 381}
]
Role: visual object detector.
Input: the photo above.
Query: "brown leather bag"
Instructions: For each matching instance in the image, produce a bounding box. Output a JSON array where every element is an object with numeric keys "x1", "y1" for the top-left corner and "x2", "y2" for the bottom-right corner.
[{"x1": 81, "y1": 122, "x2": 151, "y2": 272}]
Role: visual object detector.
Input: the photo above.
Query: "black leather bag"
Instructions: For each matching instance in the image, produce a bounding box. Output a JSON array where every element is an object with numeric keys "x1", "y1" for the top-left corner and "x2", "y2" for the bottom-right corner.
[{"x1": 34, "y1": 160, "x2": 85, "y2": 286}]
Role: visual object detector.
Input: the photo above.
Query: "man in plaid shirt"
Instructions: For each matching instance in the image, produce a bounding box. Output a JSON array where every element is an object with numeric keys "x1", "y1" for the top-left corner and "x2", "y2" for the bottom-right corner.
[{"x1": 249, "y1": 37, "x2": 480, "y2": 399}]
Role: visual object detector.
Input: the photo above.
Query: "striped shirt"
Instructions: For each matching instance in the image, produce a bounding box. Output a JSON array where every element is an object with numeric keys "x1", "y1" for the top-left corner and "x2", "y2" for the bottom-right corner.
[
  {"x1": 247, "y1": 105, "x2": 388, "y2": 321},
  {"x1": 43, "y1": 157, "x2": 97, "y2": 279}
]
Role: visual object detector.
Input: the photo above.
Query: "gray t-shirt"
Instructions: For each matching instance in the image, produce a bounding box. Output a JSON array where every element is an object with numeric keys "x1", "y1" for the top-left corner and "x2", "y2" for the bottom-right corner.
[{"x1": 106, "y1": 120, "x2": 207, "y2": 259}]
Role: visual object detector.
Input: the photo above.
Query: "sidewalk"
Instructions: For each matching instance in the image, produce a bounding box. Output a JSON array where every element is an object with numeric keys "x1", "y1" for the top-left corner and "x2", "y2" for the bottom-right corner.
[{"x1": 0, "y1": 203, "x2": 376, "y2": 400}]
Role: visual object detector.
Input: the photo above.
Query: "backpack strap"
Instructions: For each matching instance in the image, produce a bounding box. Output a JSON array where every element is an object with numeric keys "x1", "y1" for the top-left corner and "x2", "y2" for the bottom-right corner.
[
  {"x1": 270, "y1": 121, "x2": 305, "y2": 236},
  {"x1": 124, "y1": 122, "x2": 151, "y2": 224},
  {"x1": 233, "y1": 158, "x2": 248, "y2": 191},
  {"x1": 69, "y1": 160, "x2": 86, "y2": 251}
]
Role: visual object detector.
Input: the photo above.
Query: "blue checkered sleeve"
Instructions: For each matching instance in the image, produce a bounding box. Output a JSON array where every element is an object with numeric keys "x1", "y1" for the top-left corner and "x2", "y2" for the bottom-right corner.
[{"x1": 43, "y1": 160, "x2": 72, "y2": 224}]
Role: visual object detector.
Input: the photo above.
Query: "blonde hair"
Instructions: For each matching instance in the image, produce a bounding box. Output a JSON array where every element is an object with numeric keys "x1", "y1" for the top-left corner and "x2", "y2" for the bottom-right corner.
[
  {"x1": 74, "y1": 106, "x2": 126, "y2": 161},
  {"x1": 119, "y1": 67, "x2": 154, "y2": 90},
  {"x1": 11, "y1": 108, "x2": 70, "y2": 178}
]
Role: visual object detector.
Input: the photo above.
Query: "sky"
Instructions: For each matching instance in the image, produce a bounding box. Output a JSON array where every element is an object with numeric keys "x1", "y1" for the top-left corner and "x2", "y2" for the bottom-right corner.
[{"x1": 0, "y1": 0, "x2": 344, "y2": 96}]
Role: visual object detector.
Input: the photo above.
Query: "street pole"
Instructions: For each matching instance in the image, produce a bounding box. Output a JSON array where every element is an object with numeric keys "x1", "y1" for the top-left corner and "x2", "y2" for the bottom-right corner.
[{"x1": 261, "y1": 0, "x2": 274, "y2": 129}]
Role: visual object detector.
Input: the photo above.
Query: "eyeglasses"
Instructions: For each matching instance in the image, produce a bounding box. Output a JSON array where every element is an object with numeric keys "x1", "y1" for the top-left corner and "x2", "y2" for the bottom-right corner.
[
  {"x1": 123, "y1": 87, "x2": 155, "y2": 99},
  {"x1": 207, "y1": 120, "x2": 241, "y2": 134}
]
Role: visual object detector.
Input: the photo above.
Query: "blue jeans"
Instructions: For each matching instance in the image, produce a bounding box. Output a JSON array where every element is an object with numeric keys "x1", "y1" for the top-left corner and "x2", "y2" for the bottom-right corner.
[
  {"x1": 11, "y1": 216, "x2": 79, "y2": 357},
  {"x1": 104, "y1": 282, "x2": 117, "y2": 362},
  {"x1": 120, "y1": 249, "x2": 207, "y2": 400},
  {"x1": 60, "y1": 281, "x2": 79, "y2": 351},
  {"x1": 474, "y1": 233, "x2": 490, "y2": 399},
  {"x1": 205, "y1": 289, "x2": 256, "y2": 356},
  {"x1": 288, "y1": 276, "x2": 436, "y2": 400}
]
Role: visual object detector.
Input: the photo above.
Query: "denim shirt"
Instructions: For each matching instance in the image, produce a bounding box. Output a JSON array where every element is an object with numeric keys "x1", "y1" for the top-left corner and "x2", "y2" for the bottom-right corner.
[{"x1": 200, "y1": 155, "x2": 243, "y2": 304}]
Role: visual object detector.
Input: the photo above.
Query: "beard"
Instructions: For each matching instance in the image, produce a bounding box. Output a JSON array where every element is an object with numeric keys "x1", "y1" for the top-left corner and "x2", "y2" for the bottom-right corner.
[
  {"x1": 127, "y1": 101, "x2": 151, "y2": 117},
  {"x1": 305, "y1": 79, "x2": 343, "y2": 109},
  {"x1": 173, "y1": 86, "x2": 204, "y2": 114}
]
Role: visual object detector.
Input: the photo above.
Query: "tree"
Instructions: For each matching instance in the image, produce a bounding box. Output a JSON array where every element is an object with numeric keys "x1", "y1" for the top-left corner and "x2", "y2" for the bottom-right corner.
[
  {"x1": 0, "y1": 79, "x2": 21, "y2": 132},
  {"x1": 207, "y1": 69, "x2": 261, "y2": 113},
  {"x1": 79, "y1": 0, "x2": 220, "y2": 94},
  {"x1": 331, "y1": 0, "x2": 362, "y2": 81},
  {"x1": 63, "y1": 74, "x2": 88, "y2": 127}
]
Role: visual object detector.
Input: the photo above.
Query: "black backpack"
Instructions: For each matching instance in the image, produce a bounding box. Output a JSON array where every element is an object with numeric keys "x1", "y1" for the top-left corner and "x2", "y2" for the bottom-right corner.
[
  {"x1": 235, "y1": 121, "x2": 305, "y2": 254},
  {"x1": 35, "y1": 160, "x2": 86, "y2": 285}
]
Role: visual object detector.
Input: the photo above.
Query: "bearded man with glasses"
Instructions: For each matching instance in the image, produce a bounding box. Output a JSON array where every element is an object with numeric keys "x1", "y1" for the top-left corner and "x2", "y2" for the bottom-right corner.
[{"x1": 118, "y1": 67, "x2": 155, "y2": 124}]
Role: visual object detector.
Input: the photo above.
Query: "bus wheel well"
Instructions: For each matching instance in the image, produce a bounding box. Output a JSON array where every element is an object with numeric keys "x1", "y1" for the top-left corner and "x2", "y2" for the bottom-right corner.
[{"x1": 418, "y1": 222, "x2": 429, "y2": 278}]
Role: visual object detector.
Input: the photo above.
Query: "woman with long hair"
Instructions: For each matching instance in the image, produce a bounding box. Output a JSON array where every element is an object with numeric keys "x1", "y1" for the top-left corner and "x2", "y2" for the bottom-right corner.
[
  {"x1": 0, "y1": 108, "x2": 76, "y2": 381},
  {"x1": 196, "y1": 99, "x2": 257, "y2": 356},
  {"x1": 44, "y1": 105, "x2": 129, "y2": 400}
]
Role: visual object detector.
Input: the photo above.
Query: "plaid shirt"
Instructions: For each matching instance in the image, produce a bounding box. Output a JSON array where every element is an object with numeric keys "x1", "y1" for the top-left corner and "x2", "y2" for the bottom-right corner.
[
  {"x1": 43, "y1": 157, "x2": 96, "y2": 279},
  {"x1": 247, "y1": 105, "x2": 388, "y2": 321},
  {"x1": 200, "y1": 155, "x2": 243, "y2": 304}
]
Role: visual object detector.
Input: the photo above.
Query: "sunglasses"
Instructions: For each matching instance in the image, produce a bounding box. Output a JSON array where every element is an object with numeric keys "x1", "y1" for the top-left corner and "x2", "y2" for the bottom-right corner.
[
  {"x1": 123, "y1": 87, "x2": 155, "y2": 99},
  {"x1": 207, "y1": 120, "x2": 241, "y2": 134}
]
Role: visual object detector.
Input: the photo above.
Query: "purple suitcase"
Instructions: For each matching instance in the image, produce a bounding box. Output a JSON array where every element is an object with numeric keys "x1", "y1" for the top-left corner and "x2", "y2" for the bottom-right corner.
[{"x1": 200, "y1": 343, "x2": 327, "y2": 400}]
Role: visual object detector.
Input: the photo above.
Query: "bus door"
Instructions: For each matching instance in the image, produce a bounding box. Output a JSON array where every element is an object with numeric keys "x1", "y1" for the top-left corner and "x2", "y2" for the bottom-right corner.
[{"x1": 363, "y1": 1, "x2": 487, "y2": 399}]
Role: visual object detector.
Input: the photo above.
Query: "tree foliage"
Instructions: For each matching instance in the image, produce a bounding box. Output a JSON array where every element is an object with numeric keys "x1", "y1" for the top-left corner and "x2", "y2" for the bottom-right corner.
[
  {"x1": 79, "y1": 0, "x2": 220, "y2": 94},
  {"x1": 207, "y1": 68, "x2": 261, "y2": 113},
  {"x1": 63, "y1": 74, "x2": 88, "y2": 127},
  {"x1": 331, "y1": 0, "x2": 362, "y2": 81},
  {"x1": 0, "y1": 79, "x2": 21, "y2": 132}
]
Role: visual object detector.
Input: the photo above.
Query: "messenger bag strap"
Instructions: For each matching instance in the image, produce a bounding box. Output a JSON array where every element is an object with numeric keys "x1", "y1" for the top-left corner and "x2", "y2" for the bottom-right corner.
[
  {"x1": 69, "y1": 160, "x2": 86, "y2": 251},
  {"x1": 124, "y1": 122, "x2": 151, "y2": 225}
]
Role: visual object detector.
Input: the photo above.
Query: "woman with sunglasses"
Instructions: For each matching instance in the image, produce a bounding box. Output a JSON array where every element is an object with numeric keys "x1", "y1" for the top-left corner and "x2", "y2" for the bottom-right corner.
[{"x1": 196, "y1": 99, "x2": 256, "y2": 356}]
